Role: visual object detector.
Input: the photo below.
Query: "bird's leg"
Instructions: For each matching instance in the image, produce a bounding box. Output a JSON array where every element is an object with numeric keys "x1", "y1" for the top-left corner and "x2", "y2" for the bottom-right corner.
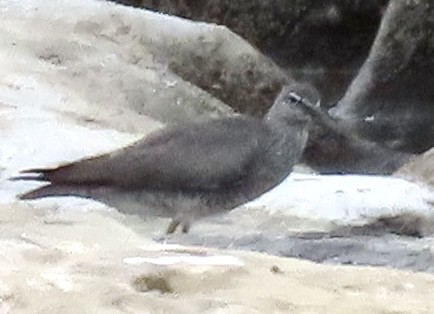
[
  {"x1": 181, "y1": 222, "x2": 190, "y2": 234},
  {"x1": 166, "y1": 218, "x2": 181, "y2": 234},
  {"x1": 165, "y1": 218, "x2": 191, "y2": 234}
]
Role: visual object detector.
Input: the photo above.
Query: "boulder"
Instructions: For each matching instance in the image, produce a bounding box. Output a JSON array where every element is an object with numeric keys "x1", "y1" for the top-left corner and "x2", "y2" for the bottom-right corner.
[
  {"x1": 333, "y1": 0, "x2": 434, "y2": 153},
  {"x1": 113, "y1": 0, "x2": 387, "y2": 105},
  {"x1": 396, "y1": 147, "x2": 434, "y2": 187}
]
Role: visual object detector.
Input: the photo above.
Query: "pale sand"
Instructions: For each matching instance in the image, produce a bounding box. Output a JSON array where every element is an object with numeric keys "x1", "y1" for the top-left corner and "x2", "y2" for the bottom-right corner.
[{"x1": 0, "y1": 202, "x2": 433, "y2": 314}]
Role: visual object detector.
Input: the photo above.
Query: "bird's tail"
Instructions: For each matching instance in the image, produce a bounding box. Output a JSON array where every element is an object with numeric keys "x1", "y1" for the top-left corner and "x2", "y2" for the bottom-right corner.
[
  {"x1": 10, "y1": 167, "x2": 96, "y2": 200},
  {"x1": 18, "y1": 185, "x2": 59, "y2": 200},
  {"x1": 17, "y1": 184, "x2": 94, "y2": 200},
  {"x1": 9, "y1": 169, "x2": 51, "y2": 183},
  {"x1": 9, "y1": 166, "x2": 73, "y2": 183}
]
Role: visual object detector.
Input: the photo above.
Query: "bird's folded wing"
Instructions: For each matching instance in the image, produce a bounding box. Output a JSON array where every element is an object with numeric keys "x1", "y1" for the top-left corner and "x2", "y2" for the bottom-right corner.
[{"x1": 19, "y1": 117, "x2": 271, "y2": 191}]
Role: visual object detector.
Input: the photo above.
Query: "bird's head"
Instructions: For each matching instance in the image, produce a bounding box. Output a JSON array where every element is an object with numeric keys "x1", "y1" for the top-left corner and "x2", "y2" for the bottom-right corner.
[{"x1": 265, "y1": 86, "x2": 312, "y2": 127}]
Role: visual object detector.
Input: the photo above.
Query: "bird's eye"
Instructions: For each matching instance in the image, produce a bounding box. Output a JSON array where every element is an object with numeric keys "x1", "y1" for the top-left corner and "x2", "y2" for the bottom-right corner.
[{"x1": 287, "y1": 92, "x2": 303, "y2": 104}]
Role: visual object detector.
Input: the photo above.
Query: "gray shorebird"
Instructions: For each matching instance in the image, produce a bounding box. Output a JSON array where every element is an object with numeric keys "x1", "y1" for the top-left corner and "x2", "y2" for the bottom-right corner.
[{"x1": 11, "y1": 87, "x2": 311, "y2": 234}]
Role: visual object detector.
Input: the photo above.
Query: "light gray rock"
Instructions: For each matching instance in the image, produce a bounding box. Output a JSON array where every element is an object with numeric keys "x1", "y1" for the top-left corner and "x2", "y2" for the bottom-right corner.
[{"x1": 396, "y1": 147, "x2": 434, "y2": 187}]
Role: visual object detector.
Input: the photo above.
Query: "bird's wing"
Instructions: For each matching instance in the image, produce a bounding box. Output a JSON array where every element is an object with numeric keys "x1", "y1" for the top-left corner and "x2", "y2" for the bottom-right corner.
[{"x1": 19, "y1": 117, "x2": 272, "y2": 191}]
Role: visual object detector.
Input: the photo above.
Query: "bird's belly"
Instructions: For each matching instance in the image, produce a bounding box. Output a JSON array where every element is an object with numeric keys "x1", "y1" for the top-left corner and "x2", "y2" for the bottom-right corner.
[
  {"x1": 86, "y1": 181, "x2": 282, "y2": 222},
  {"x1": 88, "y1": 187, "x2": 217, "y2": 220},
  {"x1": 228, "y1": 171, "x2": 291, "y2": 206}
]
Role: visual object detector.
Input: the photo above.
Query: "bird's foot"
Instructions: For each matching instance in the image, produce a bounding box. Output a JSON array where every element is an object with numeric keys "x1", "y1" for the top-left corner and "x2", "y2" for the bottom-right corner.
[
  {"x1": 153, "y1": 219, "x2": 191, "y2": 244},
  {"x1": 181, "y1": 223, "x2": 190, "y2": 234}
]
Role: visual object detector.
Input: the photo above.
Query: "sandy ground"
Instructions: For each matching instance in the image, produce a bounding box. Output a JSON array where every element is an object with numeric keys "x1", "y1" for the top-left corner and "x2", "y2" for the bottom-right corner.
[{"x1": 1, "y1": 202, "x2": 434, "y2": 314}]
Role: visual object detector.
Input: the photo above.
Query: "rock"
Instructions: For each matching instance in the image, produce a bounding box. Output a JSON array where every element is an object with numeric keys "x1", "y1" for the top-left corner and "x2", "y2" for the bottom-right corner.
[
  {"x1": 296, "y1": 93, "x2": 412, "y2": 174},
  {"x1": 396, "y1": 147, "x2": 434, "y2": 187},
  {"x1": 171, "y1": 210, "x2": 434, "y2": 273},
  {"x1": 104, "y1": 1, "x2": 299, "y2": 117},
  {"x1": 114, "y1": 0, "x2": 387, "y2": 105},
  {"x1": 0, "y1": 1, "x2": 236, "y2": 134},
  {"x1": 331, "y1": 213, "x2": 434, "y2": 238},
  {"x1": 333, "y1": 0, "x2": 434, "y2": 153},
  {"x1": 302, "y1": 119, "x2": 412, "y2": 174},
  {"x1": 0, "y1": 0, "x2": 306, "y2": 133},
  {"x1": 300, "y1": 0, "x2": 434, "y2": 173}
]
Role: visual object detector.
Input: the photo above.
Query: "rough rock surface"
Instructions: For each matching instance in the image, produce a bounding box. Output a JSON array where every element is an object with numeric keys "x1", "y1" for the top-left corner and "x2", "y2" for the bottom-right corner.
[
  {"x1": 301, "y1": 0, "x2": 434, "y2": 173},
  {"x1": 333, "y1": 0, "x2": 434, "y2": 153},
  {"x1": 1, "y1": 0, "x2": 301, "y2": 127},
  {"x1": 396, "y1": 147, "x2": 434, "y2": 187},
  {"x1": 113, "y1": 0, "x2": 387, "y2": 105}
]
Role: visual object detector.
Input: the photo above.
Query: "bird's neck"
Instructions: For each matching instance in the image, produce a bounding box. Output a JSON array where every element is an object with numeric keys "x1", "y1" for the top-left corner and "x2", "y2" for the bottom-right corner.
[
  {"x1": 264, "y1": 112, "x2": 308, "y2": 142},
  {"x1": 264, "y1": 114, "x2": 309, "y2": 171}
]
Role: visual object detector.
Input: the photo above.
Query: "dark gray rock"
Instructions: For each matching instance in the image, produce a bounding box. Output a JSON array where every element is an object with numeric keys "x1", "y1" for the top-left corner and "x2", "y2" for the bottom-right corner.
[
  {"x1": 11, "y1": 87, "x2": 311, "y2": 233},
  {"x1": 295, "y1": 92, "x2": 412, "y2": 174},
  {"x1": 168, "y1": 223, "x2": 434, "y2": 273},
  {"x1": 155, "y1": 206, "x2": 434, "y2": 273},
  {"x1": 333, "y1": 0, "x2": 434, "y2": 153},
  {"x1": 302, "y1": 119, "x2": 412, "y2": 174}
]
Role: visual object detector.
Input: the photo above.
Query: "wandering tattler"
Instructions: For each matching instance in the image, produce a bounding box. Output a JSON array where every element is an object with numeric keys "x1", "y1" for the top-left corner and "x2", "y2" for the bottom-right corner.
[{"x1": 11, "y1": 87, "x2": 311, "y2": 234}]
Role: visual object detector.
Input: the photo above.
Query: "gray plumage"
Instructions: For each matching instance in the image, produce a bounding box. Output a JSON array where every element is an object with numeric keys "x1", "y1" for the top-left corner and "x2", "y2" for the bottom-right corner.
[{"x1": 11, "y1": 87, "x2": 311, "y2": 233}]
